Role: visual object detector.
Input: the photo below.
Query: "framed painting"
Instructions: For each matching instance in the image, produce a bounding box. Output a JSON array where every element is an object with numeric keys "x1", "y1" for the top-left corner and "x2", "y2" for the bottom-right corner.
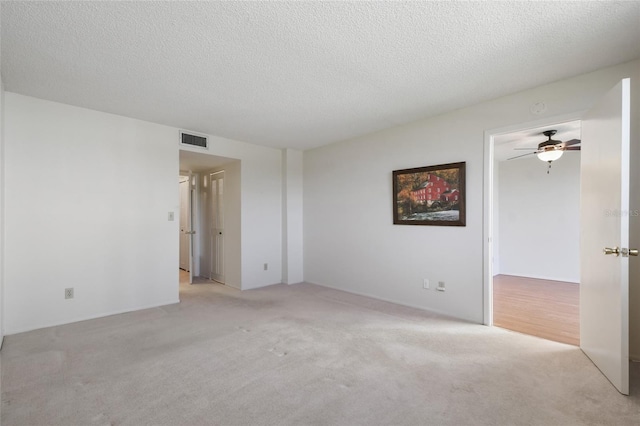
[{"x1": 393, "y1": 162, "x2": 466, "y2": 226}]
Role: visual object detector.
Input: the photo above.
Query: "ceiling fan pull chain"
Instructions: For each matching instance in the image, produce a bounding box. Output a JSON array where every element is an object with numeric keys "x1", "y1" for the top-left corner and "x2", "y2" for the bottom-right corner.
[{"x1": 547, "y1": 162, "x2": 552, "y2": 174}]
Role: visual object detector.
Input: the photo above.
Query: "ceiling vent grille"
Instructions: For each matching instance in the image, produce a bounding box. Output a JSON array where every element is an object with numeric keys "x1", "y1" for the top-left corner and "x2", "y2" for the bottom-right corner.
[{"x1": 180, "y1": 131, "x2": 208, "y2": 149}]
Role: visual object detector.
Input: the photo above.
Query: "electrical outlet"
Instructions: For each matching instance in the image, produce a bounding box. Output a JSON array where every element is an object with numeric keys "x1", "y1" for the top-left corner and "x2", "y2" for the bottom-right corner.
[
  {"x1": 436, "y1": 281, "x2": 446, "y2": 292},
  {"x1": 264, "y1": 263, "x2": 268, "y2": 271},
  {"x1": 423, "y1": 278, "x2": 430, "y2": 289},
  {"x1": 168, "y1": 212, "x2": 175, "y2": 221},
  {"x1": 65, "y1": 288, "x2": 74, "y2": 299}
]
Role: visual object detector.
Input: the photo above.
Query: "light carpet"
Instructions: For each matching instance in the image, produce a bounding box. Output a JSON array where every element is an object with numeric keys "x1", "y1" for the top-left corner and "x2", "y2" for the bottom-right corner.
[{"x1": 1, "y1": 278, "x2": 639, "y2": 425}]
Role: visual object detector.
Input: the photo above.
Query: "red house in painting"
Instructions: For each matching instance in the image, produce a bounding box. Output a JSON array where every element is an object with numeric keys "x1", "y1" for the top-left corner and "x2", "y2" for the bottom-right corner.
[
  {"x1": 411, "y1": 174, "x2": 450, "y2": 206},
  {"x1": 440, "y1": 189, "x2": 459, "y2": 202}
]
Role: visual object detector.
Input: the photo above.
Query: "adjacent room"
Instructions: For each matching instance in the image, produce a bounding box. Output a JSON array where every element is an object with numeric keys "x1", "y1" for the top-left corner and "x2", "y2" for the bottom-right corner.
[
  {"x1": 1, "y1": 2, "x2": 639, "y2": 425},
  {"x1": 177, "y1": 149, "x2": 241, "y2": 287},
  {"x1": 492, "y1": 121, "x2": 582, "y2": 346}
]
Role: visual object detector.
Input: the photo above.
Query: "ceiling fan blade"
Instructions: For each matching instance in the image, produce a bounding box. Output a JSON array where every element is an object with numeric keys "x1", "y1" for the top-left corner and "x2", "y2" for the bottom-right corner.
[
  {"x1": 564, "y1": 146, "x2": 581, "y2": 151},
  {"x1": 563, "y1": 139, "x2": 581, "y2": 146},
  {"x1": 507, "y1": 152, "x2": 537, "y2": 160},
  {"x1": 513, "y1": 147, "x2": 539, "y2": 151}
]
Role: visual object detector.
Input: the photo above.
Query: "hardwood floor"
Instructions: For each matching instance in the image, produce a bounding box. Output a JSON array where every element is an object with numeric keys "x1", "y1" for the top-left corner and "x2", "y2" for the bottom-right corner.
[{"x1": 493, "y1": 274, "x2": 579, "y2": 346}]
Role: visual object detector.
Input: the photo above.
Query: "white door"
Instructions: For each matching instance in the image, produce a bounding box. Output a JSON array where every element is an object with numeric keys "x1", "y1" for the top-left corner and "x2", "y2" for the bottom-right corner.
[
  {"x1": 580, "y1": 78, "x2": 632, "y2": 395},
  {"x1": 210, "y1": 171, "x2": 225, "y2": 283},
  {"x1": 179, "y1": 178, "x2": 190, "y2": 272},
  {"x1": 187, "y1": 175, "x2": 195, "y2": 284}
]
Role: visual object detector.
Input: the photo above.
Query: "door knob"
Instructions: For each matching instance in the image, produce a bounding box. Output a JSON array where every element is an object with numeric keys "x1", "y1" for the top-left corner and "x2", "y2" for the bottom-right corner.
[{"x1": 604, "y1": 247, "x2": 639, "y2": 257}]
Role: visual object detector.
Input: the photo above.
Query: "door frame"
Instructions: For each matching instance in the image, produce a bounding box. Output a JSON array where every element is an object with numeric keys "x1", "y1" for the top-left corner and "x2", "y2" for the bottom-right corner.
[
  {"x1": 179, "y1": 170, "x2": 200, "y2": 283},
  {"x1": 178, "y1": 174, "x2": 191, "y2": 273},
  {"x1": 208, "y1": 170, "x2": 225, "y2": 283},
  {"x1": 482, "y1": 111, "x2": 584, "y2": 325}
]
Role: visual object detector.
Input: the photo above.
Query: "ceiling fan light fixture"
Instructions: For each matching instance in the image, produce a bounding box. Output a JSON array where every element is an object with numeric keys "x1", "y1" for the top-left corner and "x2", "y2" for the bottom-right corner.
[{"x1": 537, "y1": 149, "x2": 563, "y2": 162}]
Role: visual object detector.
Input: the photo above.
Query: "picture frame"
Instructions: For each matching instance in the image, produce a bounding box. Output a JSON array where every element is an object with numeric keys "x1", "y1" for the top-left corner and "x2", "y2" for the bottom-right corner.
[{"x1": 393, "y1": 162, "x2": 466, "y2": 226}]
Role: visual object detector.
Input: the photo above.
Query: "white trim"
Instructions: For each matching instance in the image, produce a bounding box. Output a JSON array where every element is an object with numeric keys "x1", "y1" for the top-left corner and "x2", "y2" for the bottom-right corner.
[
  {"x1": 483, "y1": 111, "x2": 584, "y2": 326},
  {"x1": 241, "y1": 281, "x2": 282, "y2": 291},
  {"x1": 495, "y1": 273, "x2": 580, "y2": 284},
  {"x1": 309, "y1": 281, "x2": 476, "y2": 323},
  {"x1": 179, "y1": 170, "x2": 204, "y2": 280},
  {"x1": 482, "y1": 130, "x2": 494, "y2": 326},
  {"x1": 208, "y1": 170, "x2": 226, "y2": 284},
  {"x1": 190, "y1": 172, "x2": 200, "y2": 278},
  {"x1": 4, "y1": 299, "x2": 180, "y2": 336}
]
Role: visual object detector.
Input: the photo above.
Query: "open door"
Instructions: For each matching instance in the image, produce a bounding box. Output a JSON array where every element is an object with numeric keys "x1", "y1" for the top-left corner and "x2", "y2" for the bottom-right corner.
[
  {"x1": 179, "y1": 173, "x2": 195, "y2": 284},
  {"x1": 210, "y1": 171, "x2": 225, "y2": 283},
  {"x1": 187, "y1": 174, "x2": 195, "y2": 284},
  {"x1": 580, "y1": 78, "x2": 633, "y2": 394},
  {"x1": 179, "y1": 176, "x2": 190, "y2": 272}
]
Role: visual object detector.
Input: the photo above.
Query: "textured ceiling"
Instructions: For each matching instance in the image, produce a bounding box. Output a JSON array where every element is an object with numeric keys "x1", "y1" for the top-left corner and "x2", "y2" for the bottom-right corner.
[{"x1": 2, "y1": 2, "x2": 639, "y2": 150}]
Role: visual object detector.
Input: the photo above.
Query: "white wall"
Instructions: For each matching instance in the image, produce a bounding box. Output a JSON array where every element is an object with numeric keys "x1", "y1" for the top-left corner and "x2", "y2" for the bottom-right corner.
[
  {"x1": 282, "y1": 149, "x2": 304, "y2": 284},
  {"x1": 221, "y1": 161, "x2": 242, "y2": 289},
  {"x1": 304, "y1": 60, "x2": 640, "y2": 335},
  {"x1": 4, "y1": 94, "x2": 284, "y2": 333},
  {"x1": 498, "y1": 154, "x2": 581, "y2": 282},
  {"x1": 4, "y1": 93, "x2": 179, "y2": 334}
]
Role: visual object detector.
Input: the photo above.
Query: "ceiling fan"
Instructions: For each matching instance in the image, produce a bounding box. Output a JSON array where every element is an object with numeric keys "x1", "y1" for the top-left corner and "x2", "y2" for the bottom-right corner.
[{"x1": 507, "y1": 130, "x2": 581, "y2": 173}]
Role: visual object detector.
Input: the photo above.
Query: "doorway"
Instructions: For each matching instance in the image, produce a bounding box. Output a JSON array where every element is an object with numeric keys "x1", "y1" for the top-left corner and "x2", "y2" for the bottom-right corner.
[
  {"x1": 486, "y1": 118, "x2": 582, "y2": 345},
  {"x1": 178, "y1": 149, "x2": 240, "y2": 289},
  {"x1": 484, "y1": 80, "x2": 633, "y2": 395}
]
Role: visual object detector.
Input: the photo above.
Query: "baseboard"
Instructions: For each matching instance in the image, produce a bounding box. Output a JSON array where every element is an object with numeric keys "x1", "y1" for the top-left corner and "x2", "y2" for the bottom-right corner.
[
  {"x1": 241, "y1": 281, "x2": 282, "y2": 291},
  {"x1": 497, "y1": 272, "x2": 579, "y2": 284},
  {"x1": 307, "y1": 280, "x2": 478, "y2": 324},
  {"x1": 225, "y1": 282, "x2": 241, "y2": 290},
  {"x1": 5, "y1": 299, "x2": 180, "y2": 336}
]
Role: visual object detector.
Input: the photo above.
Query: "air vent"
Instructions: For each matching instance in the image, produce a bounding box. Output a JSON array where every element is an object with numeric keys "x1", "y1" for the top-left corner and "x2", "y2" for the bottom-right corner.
[{"x1": 180, "y1": 131, "x2": 208, "y2": 149}]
